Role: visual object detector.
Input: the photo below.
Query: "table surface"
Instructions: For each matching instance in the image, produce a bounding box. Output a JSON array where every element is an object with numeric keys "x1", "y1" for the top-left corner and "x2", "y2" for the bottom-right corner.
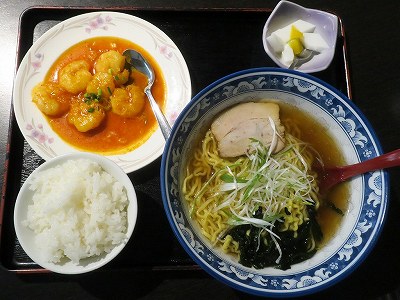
[{"x1": 1, "y1": 0, "x2": 400, "y2": 299}]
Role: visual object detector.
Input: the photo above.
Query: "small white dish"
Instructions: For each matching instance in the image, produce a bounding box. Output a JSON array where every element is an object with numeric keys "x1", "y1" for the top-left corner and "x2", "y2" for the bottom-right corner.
[
  {"x1": 13, "y1": 11, "x2": 192, "y2": 173},
  {"x1": 262, "y1": 0, "x2": 338, "y2": 73},
  {"x1": 14, "y1": 152, "x2": 138, "y2": 274}
]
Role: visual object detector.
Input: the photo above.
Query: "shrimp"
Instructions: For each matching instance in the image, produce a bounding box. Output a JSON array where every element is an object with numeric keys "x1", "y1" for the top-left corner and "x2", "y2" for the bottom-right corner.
[
  {"x1": 94, "y1": 50, "x2": 129, "y2": 86},
  {"x1": 86, "y1": 72, "x2": 115, "y2": 99},
  {"x1": 113, "y1": 69, "x2": 130, "y2": 86},
  {"x1": 31, "y1": 82, "x2": 70, "y2": 116},
  {"x1": 110, "y1": 84, "x2": 145, "y2": 118},
  {"x1": 95, "y1": 50, "x2": 125, "y2": 74},
  {"x1": 59, "y1": 60, "x2": 92, "y2": 94},
  {"x1": 67, "y1": 98, "x2": 105, "y2": 132}
]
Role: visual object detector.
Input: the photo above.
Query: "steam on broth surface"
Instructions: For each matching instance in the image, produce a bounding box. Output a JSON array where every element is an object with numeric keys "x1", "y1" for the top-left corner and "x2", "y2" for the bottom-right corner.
[{"x1": 182, "y1": 101, "x2": 348, "y2": 270}]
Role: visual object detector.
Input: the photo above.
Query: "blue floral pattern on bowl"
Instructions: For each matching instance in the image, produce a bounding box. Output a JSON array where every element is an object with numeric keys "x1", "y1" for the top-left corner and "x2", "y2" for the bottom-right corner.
[{"x1": 161, "y1": 68, "x2": 388, "y2": 297}]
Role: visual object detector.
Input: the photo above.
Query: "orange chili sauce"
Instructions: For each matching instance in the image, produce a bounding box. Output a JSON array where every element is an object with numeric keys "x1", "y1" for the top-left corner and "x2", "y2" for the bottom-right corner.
[{"x1": 43, "y1": 36, "x2": 166, "y2": 155}]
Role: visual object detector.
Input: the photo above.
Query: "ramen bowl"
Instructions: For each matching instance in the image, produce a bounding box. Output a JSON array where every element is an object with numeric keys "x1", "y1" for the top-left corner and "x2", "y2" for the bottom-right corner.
[
  {"x1": 161, "y1": 68, "x2": 388, "y2": 297},
  {"x1": 14, "y1": 152, "x2": 137, "y2": 274}
]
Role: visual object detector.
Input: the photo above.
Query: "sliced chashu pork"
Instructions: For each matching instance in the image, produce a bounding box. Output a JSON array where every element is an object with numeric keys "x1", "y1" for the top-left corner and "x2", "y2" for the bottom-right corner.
[{"x1": 211, "y1": 102, "x2": 285, "y2": 157}]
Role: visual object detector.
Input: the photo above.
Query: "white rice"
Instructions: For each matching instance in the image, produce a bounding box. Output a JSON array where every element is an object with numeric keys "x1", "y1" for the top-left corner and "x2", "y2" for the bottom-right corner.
[{"x1": 23, "y1": 158, "x2": 128, "y2": 264}]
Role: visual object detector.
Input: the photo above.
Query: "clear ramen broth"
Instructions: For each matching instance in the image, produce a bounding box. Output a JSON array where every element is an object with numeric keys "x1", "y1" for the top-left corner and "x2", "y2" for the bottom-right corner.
[
  {"x1": 279, "y1": 102, "x2": 348, "y2": 245},
  {"x1": 38, "y1": 36, "x2": 166, "y2": 155},
  {"x1": 182, "y1": 101, "x2": 349, "y2": 269}
]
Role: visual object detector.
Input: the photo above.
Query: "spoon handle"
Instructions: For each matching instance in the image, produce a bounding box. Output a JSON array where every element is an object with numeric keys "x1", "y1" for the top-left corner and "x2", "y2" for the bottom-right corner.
[
  {"x1": 339, "y1": 148, "x2": 400, "y2": 181},
  {"x1": 145, "y1": 89, "x2": 171, "y2": 140}
]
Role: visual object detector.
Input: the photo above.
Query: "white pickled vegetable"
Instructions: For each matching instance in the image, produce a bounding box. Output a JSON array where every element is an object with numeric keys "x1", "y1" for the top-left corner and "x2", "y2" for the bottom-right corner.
[{"x1": 267, "y1": 19, "x2": 328, "y2": 66}]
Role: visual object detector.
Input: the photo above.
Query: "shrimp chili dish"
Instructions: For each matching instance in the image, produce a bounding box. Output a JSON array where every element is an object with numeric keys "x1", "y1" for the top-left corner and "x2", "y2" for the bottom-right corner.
[{"x1": 31, "y1": 36, "x2": 166, "y2": 155}]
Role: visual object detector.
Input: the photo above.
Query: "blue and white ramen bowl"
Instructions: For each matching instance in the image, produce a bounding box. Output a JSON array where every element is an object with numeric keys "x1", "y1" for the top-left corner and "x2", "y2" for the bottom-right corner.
[{"x1": 160, "y1": 68, "x2": 388, "y2": 297}]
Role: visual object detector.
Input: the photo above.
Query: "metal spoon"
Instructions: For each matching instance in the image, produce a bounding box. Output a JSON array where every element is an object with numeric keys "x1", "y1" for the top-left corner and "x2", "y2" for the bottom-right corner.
[
  {"x1": 123, "y1": 49, "x2": 171, "y2": 140},
  {"x1": 289, "y1": 49, "x2": 318, "y2": 70},
  {"x1": 317, "y1": 148, "x2": 400, "y2": 194}
]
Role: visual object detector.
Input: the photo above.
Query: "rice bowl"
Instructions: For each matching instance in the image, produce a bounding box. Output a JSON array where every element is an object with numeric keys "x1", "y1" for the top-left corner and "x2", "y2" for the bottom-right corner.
[{"x1": 14, "y1": 152, "x2": 137, "y2": 274}]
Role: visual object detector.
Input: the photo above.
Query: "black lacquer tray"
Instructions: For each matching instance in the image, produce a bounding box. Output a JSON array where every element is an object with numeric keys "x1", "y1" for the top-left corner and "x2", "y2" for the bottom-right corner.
[{"x1": 0, "y1": 6, "x2": 351, "y2": 273}]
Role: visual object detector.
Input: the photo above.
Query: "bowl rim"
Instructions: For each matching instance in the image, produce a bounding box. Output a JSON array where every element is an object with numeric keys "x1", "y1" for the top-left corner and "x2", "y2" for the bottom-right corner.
[
  {"x1": 13, "y1": 152, "x2": 138, "y2": 274},
  {"x1": 12, "y1": 11, "x2": 192, "y2": 174},
  {"x1": 262, "y1": 0, "x2": 339, "y2": 73},
  {"x1": 161, "y1": 67, "x2": 389, "y2": 297}
]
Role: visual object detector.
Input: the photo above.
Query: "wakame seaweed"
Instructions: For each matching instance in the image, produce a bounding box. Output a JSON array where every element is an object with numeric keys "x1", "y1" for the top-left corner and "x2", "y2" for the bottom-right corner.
[
  {"x1": 228, "y1": 207, "x2": 323, "y2": 270},
  {"x1": 326, "y1": 201, "x2": 345, "y2": 216}
]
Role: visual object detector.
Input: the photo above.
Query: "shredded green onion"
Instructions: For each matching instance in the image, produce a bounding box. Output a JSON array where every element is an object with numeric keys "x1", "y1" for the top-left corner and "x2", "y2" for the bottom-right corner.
[{"x1": 213, "y1": 134, "x2": 319, "y2": 263}]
